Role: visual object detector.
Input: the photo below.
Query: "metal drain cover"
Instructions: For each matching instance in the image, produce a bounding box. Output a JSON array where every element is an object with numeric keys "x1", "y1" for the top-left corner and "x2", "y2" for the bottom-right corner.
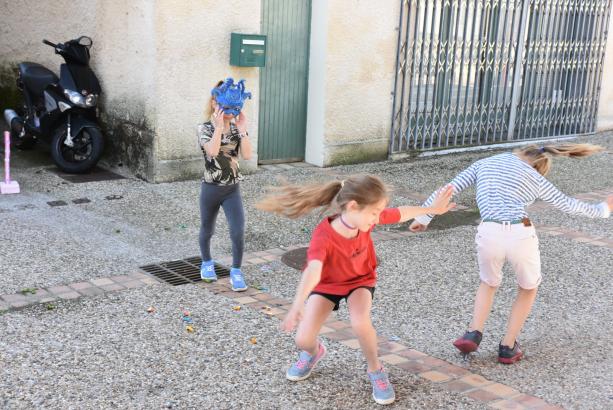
[
  {"x1": 140, "y1": 257, "x2": 230, "y2": 286},
  {"x1": 281, "y1": 247, "x2": 308, "y2": 270}
]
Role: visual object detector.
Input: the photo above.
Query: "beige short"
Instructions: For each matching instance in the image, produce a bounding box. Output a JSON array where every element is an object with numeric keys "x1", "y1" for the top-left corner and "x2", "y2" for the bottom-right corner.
[{"x1": 475, "y1": 221, "x2": 542, "y2": 289}]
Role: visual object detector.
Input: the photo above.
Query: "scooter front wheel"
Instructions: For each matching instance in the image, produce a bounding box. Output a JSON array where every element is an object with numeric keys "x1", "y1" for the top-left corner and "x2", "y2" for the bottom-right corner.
[{"x1": 50, "y1": 125, "x2": 104, "y2": 174}]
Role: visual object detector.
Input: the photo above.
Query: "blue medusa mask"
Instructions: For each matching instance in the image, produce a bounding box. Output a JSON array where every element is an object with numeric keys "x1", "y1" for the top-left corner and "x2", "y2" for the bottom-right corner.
[{"x1": 211, "y1": 78, "x2": 252, "y2": 116}]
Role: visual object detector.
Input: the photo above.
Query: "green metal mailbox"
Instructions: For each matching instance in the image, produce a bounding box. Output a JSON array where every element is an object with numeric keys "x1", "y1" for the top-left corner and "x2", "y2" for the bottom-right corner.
[{"x1": 230, "y1": 33, "x2": 267, "y2": 67}]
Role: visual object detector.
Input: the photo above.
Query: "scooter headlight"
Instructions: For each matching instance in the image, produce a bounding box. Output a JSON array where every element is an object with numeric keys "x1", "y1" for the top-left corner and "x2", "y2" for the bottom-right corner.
[
  {"x1": 64, "y1": 89, "x2": 87, "y2": 107},
  {"x1": 85, "y1": 94, "x2": 98, "y2": 107}
]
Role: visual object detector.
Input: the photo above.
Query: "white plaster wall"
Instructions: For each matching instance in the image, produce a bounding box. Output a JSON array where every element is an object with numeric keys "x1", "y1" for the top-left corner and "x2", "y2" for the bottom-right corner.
[
  {"x1": 153, "y1": 0, "x2": 261, "y2": 178},
  {"x1": 305, "y1": 0, "x2": 399, "y2": 166}
]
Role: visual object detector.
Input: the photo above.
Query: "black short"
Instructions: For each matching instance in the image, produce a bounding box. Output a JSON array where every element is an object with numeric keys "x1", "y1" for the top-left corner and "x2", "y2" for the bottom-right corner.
[{"x1": 309, "y1": 286, "x2": 375, "y2": 311}]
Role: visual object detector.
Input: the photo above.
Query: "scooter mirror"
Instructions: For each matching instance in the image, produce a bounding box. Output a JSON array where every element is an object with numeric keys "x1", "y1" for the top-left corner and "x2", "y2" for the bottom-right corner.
[{"x1": 78, "y1": 36, "x2": 93, "y2": 47}]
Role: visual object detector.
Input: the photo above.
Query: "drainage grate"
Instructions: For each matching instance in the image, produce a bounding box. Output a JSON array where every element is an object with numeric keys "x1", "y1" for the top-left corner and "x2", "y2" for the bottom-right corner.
[
  {"x1": 139, "y1": 257, "x2": 230, "y2": 286},
  {"x1": 48, "y1": 166, "x2": 125, "y2": 183}
]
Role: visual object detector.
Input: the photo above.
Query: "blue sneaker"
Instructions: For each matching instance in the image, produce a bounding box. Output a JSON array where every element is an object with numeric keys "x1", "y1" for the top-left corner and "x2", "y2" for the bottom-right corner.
[
  {"x1": 286, "y1": 341, "x2": 327, "y2": 381},
  {"x1": 368, "y1": 367, "x2": 395, "y2": 405},
  {"x1": 200, "y1": 260, "x2": 217, "y2": 282},
  {"x1": 230, "y1": 268, "x2": 248, "y2": 292}
]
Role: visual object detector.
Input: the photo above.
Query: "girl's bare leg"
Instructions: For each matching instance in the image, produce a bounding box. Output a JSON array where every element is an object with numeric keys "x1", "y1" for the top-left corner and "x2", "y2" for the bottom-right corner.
[
  {"x1": 347, "y1": 288, "x2": 380, "y2": 372},
  {"x1": 295, "y1": 295, "x2": 335, "y2": 355}
]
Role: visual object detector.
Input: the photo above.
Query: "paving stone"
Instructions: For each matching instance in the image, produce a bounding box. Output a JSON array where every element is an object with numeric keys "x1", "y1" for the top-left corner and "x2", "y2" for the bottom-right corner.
[
  {"x1": 512, "y1": 394, "x2": 549, "y2": 408},
  {"x1": 1, "y1": 293, "x2": 27, "y2": 303},
  {"x1": 9, "y1": 300, "x2": 30, "y2": 308},
  {"x1": 465, "y1": 388, "x2": 502, "y2": 403},
  {"x1": 112, "y1": 275, "x2": 133, "y2": 283},
  {"x1": 327, "y1": 320, "x2": 351, "y2": 330},
  {"x1": 100, "y1": 283, "x2": 125, "y2": 292},
  {"x1": 78, "y1": 287, "x2": 106, "y2": 297},
  {"x1": 380, "y1": 354, "x2": 409, "y2": 365},
  {"x1": 440, "y1": 379, "x2": 475, "y2": 394},
  {"x1": 91, "y1": 278, "x2": 115, "y2": 286},
  {"x1": 481, "y1": 383, "x2": 520, "y2": 398},
  {"x1": 419, "y1": 370, "x2": 451, "y2": 383},
  {"x1": 396, "y1": 360, "x2": 432, "y2": 374},
  {"x1": 234, "y1": 296, "x2": 258, "y2": 304},
  {"x1": 340, "y1": 338, "x2": 361, "y2": 349},
  {"x1": 123, "y1": 280, "x2": 146, "y2": 289},
  {"x1": 69, "y1": 282, "x2": 93, "y2": 291},
  {"x1": 459, "y1": 373, "x2": 492, "y2": 388},
  {"x1": 57, "y1": 292, "x2": 81, "y2": 300},
  {"x1": 377, "y1": 341, "x2": 407, "y2": 353},
  {"x1": 324, "y1": 330, "x2": 354, "y2": 341},
  {"x1": 396, "y1": 349, "x2": 428, "y2": 359},
  {"x1": 489, "y1": 399, "x2": 526, "y2": 409}
]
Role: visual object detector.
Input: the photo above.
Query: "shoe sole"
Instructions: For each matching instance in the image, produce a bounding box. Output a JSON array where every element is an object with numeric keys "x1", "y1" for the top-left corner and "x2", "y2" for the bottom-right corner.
[
  {"x1": 231, "y1": 286, "x2": 248, "y2": 292},
  {"x1": 372, "y1": 392, "x2": 395, "y2": 405},
  {"x1": 201, "y1": 277, "x2": 217, "y2": 282},
  {"x1": 453, "y1": 338, "x2": 479, "y2": 354},
  {"x1": 498, "y1": 352, "x2": 523, "y2": 364},
  {"x1": 286, "y1": 342, "x2": 327, "y2": 381}
]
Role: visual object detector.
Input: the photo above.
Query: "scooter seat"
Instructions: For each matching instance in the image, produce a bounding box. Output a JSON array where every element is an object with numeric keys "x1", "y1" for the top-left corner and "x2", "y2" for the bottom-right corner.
[{"x1": 19, "y1": 62, "x2": 59, "y2": 96}]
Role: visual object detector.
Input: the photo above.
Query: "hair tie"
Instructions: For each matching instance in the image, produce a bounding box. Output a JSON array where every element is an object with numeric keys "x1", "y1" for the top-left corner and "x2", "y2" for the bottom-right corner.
[{"x1": 539, "y1": 147, "x2": 546, "y2": 154}]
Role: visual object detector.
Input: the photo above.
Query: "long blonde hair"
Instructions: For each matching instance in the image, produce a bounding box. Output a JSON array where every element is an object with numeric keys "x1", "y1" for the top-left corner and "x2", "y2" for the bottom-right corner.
[
  {"x1": 204, "y1": 80, "x2": 224, "y2": 119},
  {"x1": 256, "y1": 175, "x2": 390, "y2": 219},
  {"x1": 515, "y1": 143, "x2": 604, "y2": 176}
]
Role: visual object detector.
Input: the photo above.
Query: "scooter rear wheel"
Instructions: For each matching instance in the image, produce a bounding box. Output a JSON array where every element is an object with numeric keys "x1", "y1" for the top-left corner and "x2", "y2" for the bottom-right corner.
[{"x1": 50, "y1": 125, "x2": 104, "y2": 174}]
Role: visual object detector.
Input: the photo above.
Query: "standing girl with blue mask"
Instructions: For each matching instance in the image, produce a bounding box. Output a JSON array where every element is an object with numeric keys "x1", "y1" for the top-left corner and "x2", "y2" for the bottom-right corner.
[{"x1": 197, "y1": 78, "x2": 253, "y2": 291}]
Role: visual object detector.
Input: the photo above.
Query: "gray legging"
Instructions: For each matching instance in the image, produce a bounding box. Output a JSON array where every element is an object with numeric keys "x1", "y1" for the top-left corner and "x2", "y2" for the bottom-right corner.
[{"x1": 199, "y1": 182, "x2": 245, "y2": 268}]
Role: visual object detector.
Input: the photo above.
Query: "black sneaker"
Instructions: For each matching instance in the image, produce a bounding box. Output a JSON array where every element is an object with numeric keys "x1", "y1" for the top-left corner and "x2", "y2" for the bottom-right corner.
[
  {"x1": 498, "y1": 341, "x2": 523, "y2": 364},
  {"x1": 453, "y1": 330, "x2": 483, "y2": 354}
]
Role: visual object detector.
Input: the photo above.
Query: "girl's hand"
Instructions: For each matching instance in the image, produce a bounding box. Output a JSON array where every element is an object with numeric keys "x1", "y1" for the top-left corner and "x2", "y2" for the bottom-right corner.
[
  {"x1": 280, "y1": 306, "x2": 303, "y2": 333},
  {"x1": 409, "y1": 221, "x2": 428, "y2": 232},
  {"x1": 606, "y1": 194, "x2": 613, "y2": 211},
  {"x1": 430, "y1": 185, "x2": 456, "y2": 215},
  {"x1": 212, "y1": 105, "x2": 225, "y2": 129},
  {"x1": 236, "y1": 111, "x2": 248, "y2": 135}
]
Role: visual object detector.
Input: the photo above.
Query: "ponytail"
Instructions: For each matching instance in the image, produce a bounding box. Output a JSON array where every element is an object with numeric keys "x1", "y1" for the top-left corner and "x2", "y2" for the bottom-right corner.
[
  {"x1": 257, "y1": 174, "x2": 389, "y2": 219},
  {"x1": 515, "y1": 143, "x2": 604, "y2": 175}
]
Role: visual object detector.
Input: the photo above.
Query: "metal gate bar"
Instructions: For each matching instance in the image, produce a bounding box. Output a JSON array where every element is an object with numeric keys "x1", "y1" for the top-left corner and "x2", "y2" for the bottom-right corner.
[{"x1": 390, "y1": 0, "x2": 612, "y2": 154}]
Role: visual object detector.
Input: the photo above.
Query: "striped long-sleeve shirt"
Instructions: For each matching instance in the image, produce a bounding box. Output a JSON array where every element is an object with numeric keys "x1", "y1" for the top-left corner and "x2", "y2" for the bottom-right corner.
[{"x1": 415, "y1": 152, "x2": 610, "y2": 225}]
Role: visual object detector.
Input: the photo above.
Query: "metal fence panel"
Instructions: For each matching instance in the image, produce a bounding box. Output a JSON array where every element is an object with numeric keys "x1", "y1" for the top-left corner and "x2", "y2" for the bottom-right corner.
[{"x1": 390, "y1": 0, "x2": 612, "y2": 154}]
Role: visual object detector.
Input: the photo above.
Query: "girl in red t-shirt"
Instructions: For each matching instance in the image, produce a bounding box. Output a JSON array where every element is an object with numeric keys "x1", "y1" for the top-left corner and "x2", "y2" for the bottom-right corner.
[{"x1": 257, "y1": 175, "x2": 454, "y2": 405}]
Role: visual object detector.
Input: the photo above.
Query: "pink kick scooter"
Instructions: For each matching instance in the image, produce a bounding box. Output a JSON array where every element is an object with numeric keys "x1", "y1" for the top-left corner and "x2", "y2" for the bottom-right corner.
[{"x1": 1, "y1": 130, "x2": 20, "y2": 194}]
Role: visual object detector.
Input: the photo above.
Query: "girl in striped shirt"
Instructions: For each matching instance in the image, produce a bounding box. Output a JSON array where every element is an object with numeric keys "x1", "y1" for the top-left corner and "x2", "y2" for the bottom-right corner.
[{"x1": 410, "y1": 143, "x2": 612, "y2": 364}]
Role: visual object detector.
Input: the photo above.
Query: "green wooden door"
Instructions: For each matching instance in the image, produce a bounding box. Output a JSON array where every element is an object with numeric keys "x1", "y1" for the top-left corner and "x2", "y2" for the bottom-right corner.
[{"x1": 258, "y1": 0, "x2": 311, "y2": 163}]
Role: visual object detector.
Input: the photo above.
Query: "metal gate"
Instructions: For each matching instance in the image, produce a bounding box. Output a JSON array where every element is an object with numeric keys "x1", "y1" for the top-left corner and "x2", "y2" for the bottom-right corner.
[{"x1": 390, "y1": 0, "x2": 612, "y2": 154}]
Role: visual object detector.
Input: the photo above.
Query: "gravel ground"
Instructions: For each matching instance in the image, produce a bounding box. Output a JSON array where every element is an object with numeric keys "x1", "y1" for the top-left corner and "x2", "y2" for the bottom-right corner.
[
  {"x1": 2, "y1": 132, "x2": 610, "y2": 294},
  {"x1": 244, "y1": 227, "x2": 613, "y2": 410},
  {"x1": 1, "y1": 131, "x2": 610, "y2": 408},
  {"x1": 0, "y1": 284, "x2": 484, "y2": 410}
]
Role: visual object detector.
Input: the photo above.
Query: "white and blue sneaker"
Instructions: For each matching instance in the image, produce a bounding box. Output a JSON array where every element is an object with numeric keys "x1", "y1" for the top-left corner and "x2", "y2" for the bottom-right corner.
[
  {"x1": 200, "y1": 260, "x2": 217, "y2": 282},
  {"x1": 286, "y1": 341, "x2": 327, "y2": 381},
  {"x1": 229, "y1": 268, "x2": 248, "y2": 292},
  {"x1": 368, "y1": 367, "x2": 395, "y2": 405}
]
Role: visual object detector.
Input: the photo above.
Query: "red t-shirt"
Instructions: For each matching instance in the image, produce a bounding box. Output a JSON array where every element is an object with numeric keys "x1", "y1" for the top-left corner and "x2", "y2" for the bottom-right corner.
[{"x1": 306, "y1": 208, "x2": 402, "y2": 295}]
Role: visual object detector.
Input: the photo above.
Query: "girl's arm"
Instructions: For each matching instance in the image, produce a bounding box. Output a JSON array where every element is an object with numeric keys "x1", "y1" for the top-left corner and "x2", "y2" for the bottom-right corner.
[
  {"x1": 413, "y1": 162, "x2": 479, "y2": 226},
  {"x1": 539, "y1": 178, "x2": 611, "y2": 218},
  {"x1": 201, "y1": 106, "x2": 225, "y2": 157},
  {"x1": 280, "y1": 260, "x2": 323, "y2": 333},
  {"x1": 235, "y1": 112, "x2": 253, "y2": 160},
  {"x1": 395, "y1": 185, "x2": 455, "y2": 223}
]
